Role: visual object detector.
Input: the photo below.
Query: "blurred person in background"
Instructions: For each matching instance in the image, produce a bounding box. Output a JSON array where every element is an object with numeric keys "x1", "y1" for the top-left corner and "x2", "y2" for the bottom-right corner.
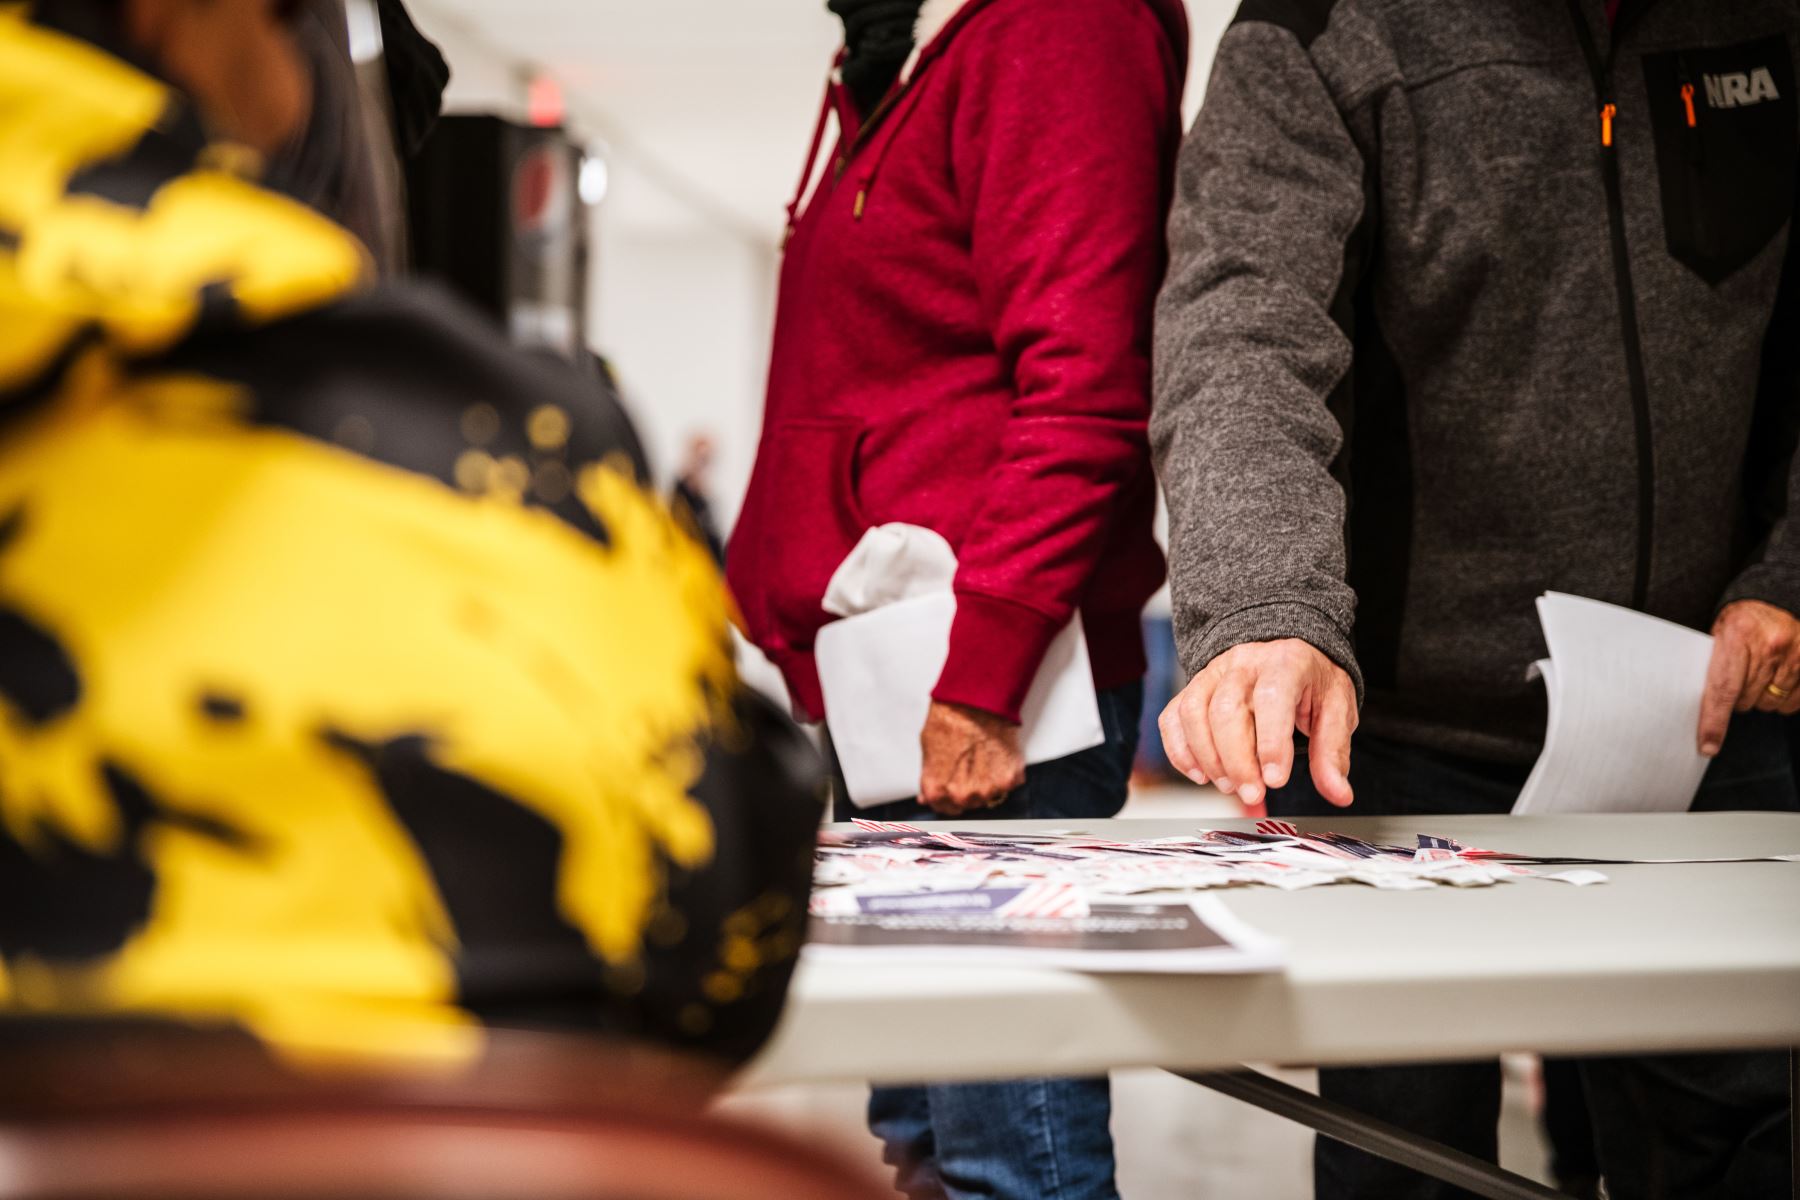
[
  {"x1": 728, "y1": 0, "x2": 1188, "y2": 1195},
  {"x1": 1153, "y1": 1, "x2": 1798, "y2": 1196},
  {"x1": 673, "y1": 433, "x2": 727, "y2": 566},
  {"x1": 0, "y1": 0, "x2": 821, "y2": 1071}
]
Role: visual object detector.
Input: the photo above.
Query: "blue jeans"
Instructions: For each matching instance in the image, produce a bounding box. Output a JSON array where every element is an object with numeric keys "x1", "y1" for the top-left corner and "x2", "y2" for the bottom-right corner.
[
  {"x1": 1136, "y1": 614, "x2": 1179, "y2": 777},
  {"x1": 831, "y1": 683, "x2": 1142, "y2": 1200},
  {"x1": 1268, "y1": 712, "x2": 1797, "y2": 1200}
]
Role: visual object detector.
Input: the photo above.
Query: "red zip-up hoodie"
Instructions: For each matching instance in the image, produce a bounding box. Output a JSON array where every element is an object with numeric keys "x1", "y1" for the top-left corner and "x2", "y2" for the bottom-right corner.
[{"x1": 729, "y1": 0, "x2": 1189, "y2": 723}]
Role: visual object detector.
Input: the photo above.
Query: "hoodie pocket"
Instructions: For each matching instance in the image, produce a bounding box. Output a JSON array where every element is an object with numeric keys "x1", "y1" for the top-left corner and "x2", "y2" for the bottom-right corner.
[
  {"x1": 1643, "y1": 37, "x2": 1797, "y2": 285},
  {"x1": 763, "y1": 417, "x2": 871, "y2": 637}
]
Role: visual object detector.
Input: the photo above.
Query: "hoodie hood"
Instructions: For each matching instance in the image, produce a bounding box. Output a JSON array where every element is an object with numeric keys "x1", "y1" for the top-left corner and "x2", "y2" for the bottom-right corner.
[{"x1": 903, "y1": 0, "x2": 1189, "y2": 83}]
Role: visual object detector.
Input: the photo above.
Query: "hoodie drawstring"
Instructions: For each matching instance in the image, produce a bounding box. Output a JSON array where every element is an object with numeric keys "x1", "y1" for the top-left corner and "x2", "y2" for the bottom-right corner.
[
  {"x1": 852, "y1": 66, "x2": 934, "y2": 221},
  {"x1": 784, "y1": 78, "x2": 838, "y2": 247},
  {"x1": 787, "y1": 52, "x2": 938, "y2": 234}
]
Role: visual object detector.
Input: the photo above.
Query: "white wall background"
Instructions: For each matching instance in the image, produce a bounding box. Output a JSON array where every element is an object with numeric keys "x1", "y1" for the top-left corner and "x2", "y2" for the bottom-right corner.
[{"x1": 407, "y1": 0, "x2": 1238, "y2": 529}]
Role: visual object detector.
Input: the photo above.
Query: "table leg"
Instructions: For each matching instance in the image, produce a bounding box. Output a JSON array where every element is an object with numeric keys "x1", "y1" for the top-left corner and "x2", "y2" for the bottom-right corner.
[{"x1": 1177, "y1": 1068, "x2": 1566, "y2": 1200}]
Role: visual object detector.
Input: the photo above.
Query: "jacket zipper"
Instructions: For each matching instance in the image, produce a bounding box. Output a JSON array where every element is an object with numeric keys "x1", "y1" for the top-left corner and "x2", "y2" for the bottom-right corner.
[
  {"x1": 796, "y1": 74, "x2": 914, "y2": 224},
  {"x1": 1566, "y1": 0, "x2": 1659, "y2": 611},
  {"x1": 782, "y1": 63, "x2": 923, "y2": 242},
  {"x1": 1678, "y1": 55, "x2": 1702, "y2": 159},
  {"x1": 1675, "y1": 55, "x2": 1713, "y2": 266},
  {"x1": 830, "y1": 4, "x2": 988, "y2": 217},
  {"x1": 835, "y1": 72, "x2": 918, "y2": 181}
]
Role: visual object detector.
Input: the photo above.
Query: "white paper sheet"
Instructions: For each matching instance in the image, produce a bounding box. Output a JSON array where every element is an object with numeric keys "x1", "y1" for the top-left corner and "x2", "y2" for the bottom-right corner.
[
  {"x1": 815, "y1": 524, "x2": 1104, "y2": 808},
  {"x1": 817, "y1": 594, "x2": 1104, "y2": 807},
  {"x1": 1512, "y1": 593, "x2": 1716, "y2": 815}
]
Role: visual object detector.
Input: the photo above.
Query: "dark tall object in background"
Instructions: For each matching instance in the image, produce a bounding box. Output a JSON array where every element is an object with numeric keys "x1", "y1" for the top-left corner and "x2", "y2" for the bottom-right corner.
[{"x1": 407, "y1": 115, "x2": 589, "y2": 360}]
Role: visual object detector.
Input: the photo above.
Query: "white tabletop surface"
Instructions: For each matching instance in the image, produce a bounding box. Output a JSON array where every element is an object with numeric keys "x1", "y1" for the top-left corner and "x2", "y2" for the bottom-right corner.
[{"x1": 743, "y1": 813, "x2": 1800, "y2": 1087}]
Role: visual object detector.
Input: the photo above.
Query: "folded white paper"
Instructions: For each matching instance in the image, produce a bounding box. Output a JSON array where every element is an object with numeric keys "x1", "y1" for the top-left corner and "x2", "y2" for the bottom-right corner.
[
  {"x1": 822, "y1": 523, "x2": 958, "y2": 617},
  {"x1": 816, "y1": 524, "x2": 1105, "y2": 808},
  {"x1": 1512, "y1": 593, "x2": 1715, "y2": 815}
]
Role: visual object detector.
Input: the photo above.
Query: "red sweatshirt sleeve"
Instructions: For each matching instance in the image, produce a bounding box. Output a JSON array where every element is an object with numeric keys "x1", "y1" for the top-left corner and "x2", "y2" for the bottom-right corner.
[{"x1": 931, "y1": 0, "x2": 1181, "y2": 722}]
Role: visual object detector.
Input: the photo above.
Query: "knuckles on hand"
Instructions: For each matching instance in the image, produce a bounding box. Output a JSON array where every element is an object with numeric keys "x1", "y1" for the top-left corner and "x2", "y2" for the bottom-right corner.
[{"x1": 1160, "y1": 639, "x2": 1358, "y2": 804}]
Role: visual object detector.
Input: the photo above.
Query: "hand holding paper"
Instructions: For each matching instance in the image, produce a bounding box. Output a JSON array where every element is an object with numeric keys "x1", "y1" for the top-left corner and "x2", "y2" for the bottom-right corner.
[
  {"x1": 816, "y1": 525, "x2": 1104, "y2": 809},
  {"x1": 919, "y1": 700, "x2": 1026, "y2": 816},
  {"x1": 1699, "y1": 599, "x2": 1800, "y2": 755},
  {"x1": 1514, "y1": 594, "x2": 1715, "y2": 815}
]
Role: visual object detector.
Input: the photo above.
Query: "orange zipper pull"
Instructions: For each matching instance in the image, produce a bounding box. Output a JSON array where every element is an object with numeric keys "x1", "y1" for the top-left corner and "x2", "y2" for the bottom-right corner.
[
  {"x1": 853, "y1": 189, "x2": 867, "y2": 219},
  {"x1": 1681, "y1": 83, "x2": 1697, "y2": 127},
  {"x1": 1601, "y1": 102, "x2": 1617, "y2": 147}
]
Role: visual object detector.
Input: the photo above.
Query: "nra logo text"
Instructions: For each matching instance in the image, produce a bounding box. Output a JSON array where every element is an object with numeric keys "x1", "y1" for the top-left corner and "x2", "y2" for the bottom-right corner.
[{"x1": 1703, "y1": 68, "x2": 1782, "y2": 110}]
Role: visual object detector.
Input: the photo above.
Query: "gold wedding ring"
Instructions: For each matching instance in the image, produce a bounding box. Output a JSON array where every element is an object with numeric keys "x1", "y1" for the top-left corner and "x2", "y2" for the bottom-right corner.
[{"x1": 1768, "y1": 683, "x2": 1791, "y2": 700}]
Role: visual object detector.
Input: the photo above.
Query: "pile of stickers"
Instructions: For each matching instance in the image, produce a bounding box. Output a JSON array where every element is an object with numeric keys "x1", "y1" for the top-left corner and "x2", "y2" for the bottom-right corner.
[{"x1": 812, "y1": 819, "x2": 1609, "y2": 918}]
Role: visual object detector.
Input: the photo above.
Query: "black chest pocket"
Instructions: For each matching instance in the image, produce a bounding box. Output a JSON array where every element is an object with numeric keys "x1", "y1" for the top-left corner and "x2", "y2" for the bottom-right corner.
[{"x1": 1643, "y1": 35, "x2": 1797, "y2": 285}]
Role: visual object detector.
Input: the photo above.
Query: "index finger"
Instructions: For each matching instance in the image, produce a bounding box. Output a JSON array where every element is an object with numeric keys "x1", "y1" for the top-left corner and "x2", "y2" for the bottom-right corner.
[
  {"x1": 1159, "y1": 699, "x2": 1208, "y2": 785},
  {"x1": 1210, "y1": 672, "x2": 1263, "y2": 806},
  {"x1": 1251, "y1": 671, "x2": 1303, "y2": 791},
  {"x1": 1308, "y1": 686, "x2": 1355, "y2": 808},
  {"x1": 1698, "y1": 633, "x2": 1749, "y2": 757}
]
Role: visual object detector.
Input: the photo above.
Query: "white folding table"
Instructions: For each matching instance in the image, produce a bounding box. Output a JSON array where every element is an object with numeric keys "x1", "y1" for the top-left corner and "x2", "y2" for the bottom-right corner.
[{"x1": 745, "y1": 813, "x2": 1800, "y2": 1199}]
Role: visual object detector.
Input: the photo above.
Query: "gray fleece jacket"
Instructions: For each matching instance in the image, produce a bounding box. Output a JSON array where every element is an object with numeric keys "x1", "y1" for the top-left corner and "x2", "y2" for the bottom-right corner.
[{"x1": 1153, "y1": 0, "x2": 1800, "y2": 762}]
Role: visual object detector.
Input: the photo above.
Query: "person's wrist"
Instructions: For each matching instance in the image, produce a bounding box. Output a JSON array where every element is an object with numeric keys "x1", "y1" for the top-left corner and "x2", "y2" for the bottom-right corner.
[
  {"x1": 930, "y1": 698, "x2": 1019, "y2": 731},
  {"x1": 936, "y1": 592, "x2": 1062, "y2": 723},
  {"x1": 1187, "y1": 602, "x2": 1364, "y2": 707}
]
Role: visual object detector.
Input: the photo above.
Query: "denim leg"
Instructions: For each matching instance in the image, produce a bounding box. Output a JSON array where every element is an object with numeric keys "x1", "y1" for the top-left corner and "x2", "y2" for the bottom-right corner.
[
  {"x1": 1136, "y1": 616, "x2": 1178, "y2": 777},
  {"x1": 995, "y1": 681, "x2": 1140, "y2": 821},
  {"x1": 868, "y1": 1085, "x2": 943, "y2": 1200},
  {"x1": 926, "y1": 1075, "x2": 1118, "y2": 1200},
  {"x1": 830, "y1": 684, "x2": 1142, "y2": 1200}
]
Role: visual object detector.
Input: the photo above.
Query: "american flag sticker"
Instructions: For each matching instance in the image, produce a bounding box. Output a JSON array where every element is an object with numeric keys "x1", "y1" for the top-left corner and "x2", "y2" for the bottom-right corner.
[
  {"x1": 852, "y1": 819, "x2": 928, "y2": 834},
  {"x1": 998, "y1": 882, "x2": 1090, "y2": 919}
]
